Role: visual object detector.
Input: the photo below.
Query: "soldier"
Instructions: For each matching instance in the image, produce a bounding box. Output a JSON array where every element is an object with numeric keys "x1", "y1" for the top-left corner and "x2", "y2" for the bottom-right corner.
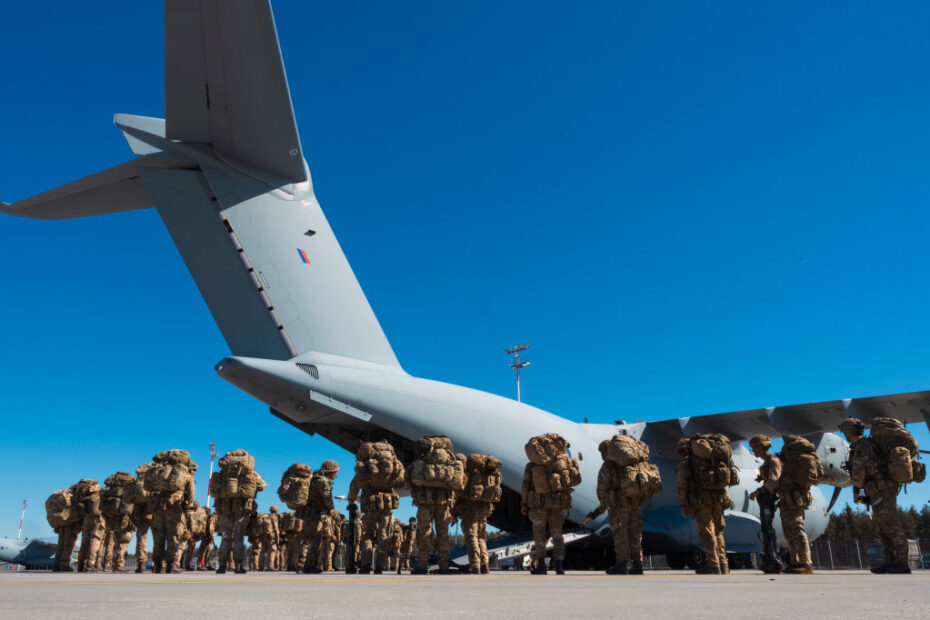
[
  {"x1": 260, "y1": 505, "x2": 281, "y2": 571},
  {"x1": 74, "y1": 479, "x2": 106, "y2": 573},
  {"x1": 129, "y1": 462, "x2": 154, "y2": 573},
  {"x1": 330, "y1": 512, "x2": 345, "y2": 571},
  {"x1": 46, "y1": 484, "x2": 84, "y2": 572},
  {"x1": 213, "y1": 449, "x2": 266, "y2": 574},
  {"x1": 147, "y1": 451, "x2": 196, "y2": 573},
  {"x1": 386, "y1": 518, "x2": 403, "y2": 572},
  {"x1": 457, "y1": 454, "x2": 503, "y2": 574},
  {"x1": 676, "y1": 434, "x2": 738, "y2": 574},
  {"x1": 301, "y1": 460, "x2": 339, "y2": 574},
  {"x1": 841, "y1": 417, "x2": 913, "y2": 574},
  {"x1": 747, "y1": 436, "x2": 783, "y2": 574},
  {"x1": 521, "y1": 434, "x2": 581, "y2": 575},
  {"x1": 399, "y1": 517, "x2": 417, "y2": 572},
  {"x1": 408, "y1": 436, "x2": 463, "y2": 575},
  {"x1": 196, "y1": 506, "x2": 216, "y2": 570},
  {"x1": 248, "y1": 510, "x2": 263, "y2": 571},
  {"x1": 280, "y1": 511, "x2": 303, "y2": 571},
  {"x1": 318, "y1": 510, "x2": 341, "y2": 571},
  {"x1": 342, "y1": 506, "x2": 362, "y2": 572},
  {"x1": 100, "y1": 472, "x2": 137, "y2": 573},
  {"x1": 347, "y1": 442, "x2": 405, "y2": 574}
]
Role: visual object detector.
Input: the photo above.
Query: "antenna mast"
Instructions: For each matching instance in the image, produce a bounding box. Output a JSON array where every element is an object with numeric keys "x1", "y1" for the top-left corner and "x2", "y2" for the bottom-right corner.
[
  {"x1": 206, "y1": 442, "x2": 218, "y2": 509},
  {"x1": 18, "y1": 500, "x2": 26, "y2": 539},
  {"x1": 506, "y1": 344, "x2": 531, "y2": 402}
]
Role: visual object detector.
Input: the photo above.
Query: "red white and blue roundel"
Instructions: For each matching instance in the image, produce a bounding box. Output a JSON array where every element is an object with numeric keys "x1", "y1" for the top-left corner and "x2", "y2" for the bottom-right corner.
[{"x1": 297, "y1": 248, "x2": 311, "y2": 264}]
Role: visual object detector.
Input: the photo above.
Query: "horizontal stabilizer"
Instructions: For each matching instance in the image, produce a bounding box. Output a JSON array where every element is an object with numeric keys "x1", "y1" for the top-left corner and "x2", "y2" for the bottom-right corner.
[
  {"x1": 1, "y1": 156, "x2": 178, "y2": 220},
  {"x1": 165, "y1": 0, "x2": 306, "y2": 183}
]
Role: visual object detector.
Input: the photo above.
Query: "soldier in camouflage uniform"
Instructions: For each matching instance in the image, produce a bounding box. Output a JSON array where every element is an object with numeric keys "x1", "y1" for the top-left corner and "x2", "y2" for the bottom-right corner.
[
  {"x1": 408, "y1": 440, "x2": 459, "y2": 575},
  {"x1": 196, "y1": 506, "x2": 216, "y2": 570},
  {"x1": 587, "y1": 440, "x2": 645, "y2": 575},
  {"x1": 75, "y1": 479, "x2": 106, "y2": 573},
  {"x1": 214, "y1": 450, "x2": 266, "y2": 574},
  {"x1": 341, "y1": 508, "x2": 363, "y2": 572},
  {"x1": 101, "y1": 472, "x2": 137, "y2": 572},
  {"x1": 301, "y1": 460, "x2": 339, "y2": 574},
  {"x1": 248, "y1": 510, "x2": 263, "y2": 570},
  {"x1": 748, "y1": 435, "x2": 813, "y2": 574},
  {"x1": 49, "y1": 482, "x2": 85, "y2": 572},
  {"x1": 347, "y1": 447, "x2": 403, "y2": 575},
  {"x1": 130, "y1": 462, "x2": 155, "y2": 573},
  {"x1": 676, "y1": 437, "x2": 732, "y2": 575},
  {"x1": 841, "y1": 418, "x2": 911, "y2": 573},
  {"x1": 385, "y1": 518, "x2": 403, "y2": 572},
  {"x1": 260, "y1": 506, "x2": 281, "y2": 571},
  {"x1": 521, "y1": 465, "x2": 569, "y2": 576},
  {"x1": 399, "y1": 517, "x2": 417, "y2": 572},
  {"x1": 151, "y1": 458, "x2": 196, "y2": 574},
  {"x1": 317, "y1": 510, "x2": 341, "y2": 571}
]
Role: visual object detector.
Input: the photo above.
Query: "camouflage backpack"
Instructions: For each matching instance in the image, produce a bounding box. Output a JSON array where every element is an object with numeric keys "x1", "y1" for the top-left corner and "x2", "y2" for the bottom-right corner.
[
  {"x1": 354, "y1": 441, "x2": 405, "y2": 491},
  {"x1": 45, "y1": 488, "x2": 79, "y2": 528},
  {"x1": 213, "y1": 449, "x2": 263, "y2": 499},
  {"x1": 145, "y1": 450, "x2": 194, "y2": 494},
  {"x1": 687, "y1": 434, "x2": 738, "y2": 491},
  {"x1": 524, "y1": 433, "x2": 568, "y2": 466},
  {"x1": 870, "y1": 417, "x2": 925, "y2": 484},
  {"x1": 779, "y1": 435, "x2": 824, "y2": 489},
  {"x1": 124, "y1": 463, "x2": 153, "y2": 505},
  {"x1": 277, "y1": 463, "x2": 313, "y2": 509},
  {"x1": 462, "y1": 454, "x2": 503, "y2": 503},
  {"x1": 101, "y1": 472, "x2": 136, "y2": 516},
  {"x1": 409, "y1": 436, "x2": 465, "y2": 491},
  {"x1": 306, "y1": 472, "x2": 334, "y2": 513},
  {"x1": 617, "y1": 461, "x2": 663, "y2": 500},
  {"x1": 606, "y1": 434, "x2": 649, "y2": 467}
]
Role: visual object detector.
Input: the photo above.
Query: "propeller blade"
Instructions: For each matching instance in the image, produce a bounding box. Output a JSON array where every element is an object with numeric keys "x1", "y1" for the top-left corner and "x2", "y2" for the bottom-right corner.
[{"x1": 826, "y1": 486, "x2": 843, "y2": 513}]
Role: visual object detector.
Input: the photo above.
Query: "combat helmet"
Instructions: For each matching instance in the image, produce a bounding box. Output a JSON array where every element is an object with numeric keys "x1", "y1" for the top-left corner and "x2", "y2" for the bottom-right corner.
[
  {"x1": 748, "y1": 434, "x2": 771, "y2": 450},
  {"x1": 838, "y1": 417, "x2": 865, "y2": 435},
  {"x1": 270, "y1": 505, "x2": 279, "y2": 513},
  {"x1": 321, "y1": 460, "x2": 340, "y2": 473}
]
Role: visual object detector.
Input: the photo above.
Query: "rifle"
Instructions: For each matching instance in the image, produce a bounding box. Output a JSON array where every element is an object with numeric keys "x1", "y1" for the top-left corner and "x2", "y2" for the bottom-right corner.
[
  {"x1": 346, "y1": 503, "x2": 358, "y2": 574},
  {"x1": 756, "y1": 488, "x2": 782, "y2": 574}
]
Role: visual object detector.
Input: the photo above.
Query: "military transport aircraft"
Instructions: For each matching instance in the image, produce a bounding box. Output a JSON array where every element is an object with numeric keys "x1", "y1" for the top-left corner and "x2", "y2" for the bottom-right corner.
[
  {"x1": 4, "y1": 1, "x2": 929, "y2": 569},
  {"x1": 0, "y1": 537, "x2": 56, "y2": 570}
]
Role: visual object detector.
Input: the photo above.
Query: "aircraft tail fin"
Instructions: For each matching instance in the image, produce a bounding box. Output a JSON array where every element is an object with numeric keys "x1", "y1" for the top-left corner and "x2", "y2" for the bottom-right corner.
[{"x1": 0, "y1": 156, "x2": 178, "y2": 220}]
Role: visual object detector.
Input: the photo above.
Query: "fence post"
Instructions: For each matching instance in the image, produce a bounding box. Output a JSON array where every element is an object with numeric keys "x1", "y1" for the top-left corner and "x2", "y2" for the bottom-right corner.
[
  {"x1": 827, "y1": 540, "x2": 835, "y2": 570},
  {"x1": 855, "y1": 539, "x2": 862, "y2": 569}
]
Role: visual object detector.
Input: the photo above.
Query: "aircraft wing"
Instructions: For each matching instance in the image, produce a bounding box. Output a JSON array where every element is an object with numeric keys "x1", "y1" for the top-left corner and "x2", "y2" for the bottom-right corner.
[
  {"x1": 646, "y1": 390, "x2": 930, "y2": 442},
  {"x1": 165, "y1": 0, "x2": 306, "y2": 183}
]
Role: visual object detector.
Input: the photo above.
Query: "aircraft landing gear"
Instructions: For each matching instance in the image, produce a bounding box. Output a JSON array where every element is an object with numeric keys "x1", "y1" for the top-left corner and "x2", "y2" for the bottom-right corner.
[
  {"x1": 665, "y1": 553, "x2": 687, "y2": 570},
  {"x1": 685, "y1": 548, "x2": 706, "y2": 571}
]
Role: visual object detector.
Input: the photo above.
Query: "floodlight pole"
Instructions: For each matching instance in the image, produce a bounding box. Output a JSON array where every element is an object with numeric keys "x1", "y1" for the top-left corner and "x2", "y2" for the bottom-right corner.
[
  {"x1": 506, "y1": 344, "x2": 531, "y2": 402},
  {"x1": 17, "y1": 500, "x2": 26, "y2": 539},
  {"x1": 206, "y1": 442, "x2": 217, "y2": 509}
]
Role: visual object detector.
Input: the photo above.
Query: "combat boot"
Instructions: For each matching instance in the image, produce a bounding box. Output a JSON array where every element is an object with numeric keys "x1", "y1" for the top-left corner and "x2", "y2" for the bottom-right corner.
[
  {"x1": 629, "y1": 561, "x2": 643, "y2": 575},
  {"x1": 784, "y1": 564, "x2": 813, "y2": 575},
  {"x1": 359, "y1": 564, "x2": 372, "y2": 574},
  {"x1": 606, "y1": 562, "x2": 628, "y2": 575},
  {"x1": 553, "y1": 559, "x2": 565, "y2": 575},
  {"x1": 480, "y1": 564, "x2": 489, "y2": 574},
  {"x1": 152, "y1": 562, "x2": 163, "y2": 574},
  {"x1": 869, "y1": 564, "x2": 888, "y2": 574},
  {"x1": 695, "y1": 565, "x2": 717, "y2": 575},
  {"x1": 134, "y1": 564, "x2": 144, "y2": 574},
  {"x1": 373, "y1": 566, "x2": 383, "y2": 574},
  {"x1": 410, "y1": 566, "x2": 427, "y2": 575},
  {"x1": 530, "y1": 563, "x2": 547, "y2": 575}
]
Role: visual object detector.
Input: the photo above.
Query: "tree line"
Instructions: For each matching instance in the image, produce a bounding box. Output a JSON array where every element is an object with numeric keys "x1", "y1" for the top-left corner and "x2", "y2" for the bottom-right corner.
[{"x1": 826, "y1": 503, "x2": 930, "y2": 541}]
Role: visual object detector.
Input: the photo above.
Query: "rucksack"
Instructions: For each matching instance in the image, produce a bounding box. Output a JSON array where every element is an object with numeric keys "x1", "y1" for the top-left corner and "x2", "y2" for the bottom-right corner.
[
  {"x1": 524, "y1": 433, "x2": 569, "y2": 465},
  {"x1": 606, "y1": 434, "x2": 649, "y2": 466},
  {"x1": 870, "y1": 417, "x2": 924, "y2": 484},
  {"x1": 153, "y1": 449, "x2": 193, "y2": 467},
  {"x1": 102, "y1": 472, "x2": 136, "y2": 515},
  {"x1": 689, "y1": 434, "x2": 732, "y2": 461},
  {"x1": 409, "y1": 436, "x2": 465, "y2": 491},
  {"x1": 462, "y1": 454, "x2": 503, "y2": 502},
  {"x1": 144, "y1": 461, "x2": 192, "y2": 494},
  {"x1": 213, "y1": 450, "x2": 263, "y2": 499},
  {"x1": 278, "y1": 463, "x2": 313, "y2": 509},
  {"x1": 45, "y1": 488, "x2": 79, "y2": 528},
  {"x1": 686, "y1": 434, "x2": 737, "y2": 491},
  {"x1": 188, "y1": 507, "x2": 208, "y2": 538},
  {"x1": 354, "y1": 441, "x2": 405, "y2": 491},
  {"x1": 123, "y1": 463, "x2": 153, "y2": 506},
  {"x1": 779, "y1": 435, "x2": 823, "y2": 489},
  {"x1": 618, "y1": 461, "x2": 663, "y2": 499}
]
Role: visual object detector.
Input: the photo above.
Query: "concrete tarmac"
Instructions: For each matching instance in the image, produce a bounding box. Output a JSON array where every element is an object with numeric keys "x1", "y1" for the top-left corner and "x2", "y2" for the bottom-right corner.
[{"x1": 1, "y1": 570, "x2": 927, "y2": 619}]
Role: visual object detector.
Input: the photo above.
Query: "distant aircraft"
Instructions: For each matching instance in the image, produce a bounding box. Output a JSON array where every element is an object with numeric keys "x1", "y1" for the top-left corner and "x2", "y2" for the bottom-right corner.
[
  {"x1": 0, "y1": 537, "x2": 56, "y2": 569},
  {"x1": 4, "y1": 1, "x2": 929, "y2": 569}
]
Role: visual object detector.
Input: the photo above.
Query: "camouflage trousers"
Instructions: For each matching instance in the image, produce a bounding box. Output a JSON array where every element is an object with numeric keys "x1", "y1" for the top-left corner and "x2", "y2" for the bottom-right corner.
[
  {"x1": 286, "y1": 535, "x2": 302, "y2": 570},
  {"x1": 299, "y1": 518, "x2": 324, "y2": 570},
  {"x1": 608, "y1": 504, "x2": 642, "y2": 565},
  {"x1": 416, "y1": 504, "x2": 453, "y2": 569},
  {"x1": 249, "y1": 538, "x2": 262, "y2": 570},
  {"x1": 216, "y1": 511, "x2": 251, "y2": 570},
  {"x1": 361, "y1": 509, "x2": 394, "y2": 570},
  {"x1": 151, "y1": 509, "x2": 186, "y2": 571},
  {"x1": 54, "y1": 522, "x2": 81, "y2": 571},
  {"x1": 462, "y1": 517, "x2": 489, "y2": 572},
  {"x1": 872, "y1": 486, "x2": 908, "y2": 564},
  {"x1": 260, "y1": 538, "x2": 278, "y2": 570},
  {"x1": 94, "y1": 524, "x2": 111, "y2": 569},
  {"x1": 779, "y1": 506, "x2": 811, "y2": 567},
  {"x1": 319, "y1": 537, "x2": 336, "y2": 571},
  {"x1": 399, "y1": 543, "x2": 414, "y2": 571},
  {"x1": 196, "y1": 538, "x2": 214, "y2": 569},
  {"x1": 528, "y1": 507, "x2": 565, "y2": 562},
  {"x1": 104, "y1": 514, "x2": 135, "y2": 571},
  {"x1": 132, "y1": 507, "x2": 152, "y2": 565},
  {"x1": 691, "y1": 504, "x2": 727, "y2": 574},
  {"x1": 77, "y1": 514, "x2": 106, "y2": 571}
]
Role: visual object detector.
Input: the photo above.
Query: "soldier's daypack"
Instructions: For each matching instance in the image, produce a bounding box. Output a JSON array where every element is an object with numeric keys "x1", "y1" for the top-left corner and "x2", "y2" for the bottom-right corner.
[
  {"x1": 124, "y1": 463, "x2": 153, "y2": 506},
  {"x1": 145, "y1": 450, "x2": 194, "y2": 494},
  {"x1": 280, "y1": 511, "x2": 303, "y2": 534},
  {"x1": 45, "y1": 488, "x2": 80, "y2": 528},
  {"x1": 188, "y1": 507, "x2": 208, "y2": 539},
  {"x1": 606, "y1": 434, "x2": 649, "y2": 467},
  {"x1": 618, "y1": 461, "x2": 663, "y2": 500},
  {"x1": 462, "y1": 454, "x2": 503, "y2": 503},
  {"x1": 870, "y1": 417, "x2": 925, "y2": 484},
  {"x1": 212, "y1": 449, "x2": 264, "y2": 500},
  {"x1": 354, "y1": 441, "x2": 405, "y2": 491},
  {"x1": 102, "y1": 472, "x2": 136, "y2": 516},
  {"x1": 686, "y1": 434, "x2": 738, "y2": 491},
  {"x1": 409, "y1": 436, "x2": 465, "y2": 490},
  {"x1": 278, "y1": 463, "x2": 313, "y2": 509},
  {"x1": 779, "y1": 435, "x2": 823, "y2": 489}
]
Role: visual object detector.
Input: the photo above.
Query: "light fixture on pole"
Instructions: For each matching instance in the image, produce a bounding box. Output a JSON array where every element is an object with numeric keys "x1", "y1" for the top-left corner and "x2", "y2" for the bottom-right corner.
[{"x1": 506, "y1": 344, "x2": 531, "y2": 402}]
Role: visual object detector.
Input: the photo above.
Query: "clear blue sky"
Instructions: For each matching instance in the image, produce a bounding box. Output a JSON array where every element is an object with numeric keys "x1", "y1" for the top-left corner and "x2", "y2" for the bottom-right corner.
[{"x1": 2, "y1": 1, "x2": 930, "y2": 538}]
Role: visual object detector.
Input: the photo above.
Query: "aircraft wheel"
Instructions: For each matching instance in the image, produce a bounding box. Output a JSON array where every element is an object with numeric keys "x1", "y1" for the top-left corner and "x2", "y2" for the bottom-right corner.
[
  {"x1": 665, "y1": 553, "x2": 687, "y2": 570},
  {"x1": 685, "y1": 548, "x2": 706, "y2": 570}
]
